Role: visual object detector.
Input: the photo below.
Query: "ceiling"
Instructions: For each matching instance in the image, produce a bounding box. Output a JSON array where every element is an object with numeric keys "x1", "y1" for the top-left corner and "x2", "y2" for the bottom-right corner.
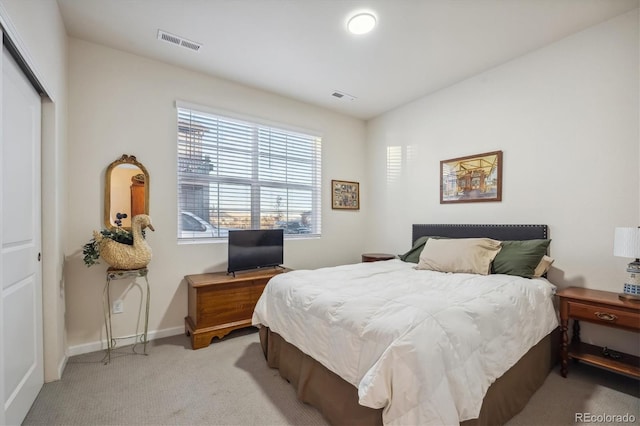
[{"x1": 56, "y1": 0, "x2": 639, "y2": 120}]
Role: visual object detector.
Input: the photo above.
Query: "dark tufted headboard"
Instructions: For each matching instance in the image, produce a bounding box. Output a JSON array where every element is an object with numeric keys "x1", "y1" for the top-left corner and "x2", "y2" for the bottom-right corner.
[{"x1": 412, "y1": 224, "x2": 548, "y2": 245}]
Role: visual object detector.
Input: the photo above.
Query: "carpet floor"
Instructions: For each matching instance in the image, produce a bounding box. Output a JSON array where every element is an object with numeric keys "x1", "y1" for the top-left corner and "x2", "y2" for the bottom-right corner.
[{"x1": 23, "y1": 329, "x2": 639, "y2": 425}]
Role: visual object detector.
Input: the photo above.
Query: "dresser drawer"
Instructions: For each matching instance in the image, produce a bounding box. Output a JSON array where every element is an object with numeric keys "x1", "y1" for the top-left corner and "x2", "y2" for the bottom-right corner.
[
  {"x1": 568, "y1": 301, "x2": 640, "y2": 331},
  {"x1": 196, "y1": 281, "x2": 259, "y2": 327}
]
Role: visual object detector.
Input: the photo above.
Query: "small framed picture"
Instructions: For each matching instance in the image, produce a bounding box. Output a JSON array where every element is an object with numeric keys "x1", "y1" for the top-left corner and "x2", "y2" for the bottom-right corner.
[
  {"x1": 440, "y1": 150, "x2": 502, "y2": 204},
  {"x1": 332, "y1": 180, "x2": 360, "y2": 210}
]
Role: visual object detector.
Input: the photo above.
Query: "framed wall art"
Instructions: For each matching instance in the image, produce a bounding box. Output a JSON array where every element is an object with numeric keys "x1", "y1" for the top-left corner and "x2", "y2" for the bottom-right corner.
[
  {"x1": 440, "y1": 150, "x2": 502, "y2": 204},
  {"x1": 332, "y1": 180, "x2": 360, "y2": 210}
]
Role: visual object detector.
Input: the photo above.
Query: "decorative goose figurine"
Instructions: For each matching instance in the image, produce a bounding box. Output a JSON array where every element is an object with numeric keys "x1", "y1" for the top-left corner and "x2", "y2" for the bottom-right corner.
[{"x1": 93, "y1": 214, "x2": 155, "y2": 270}]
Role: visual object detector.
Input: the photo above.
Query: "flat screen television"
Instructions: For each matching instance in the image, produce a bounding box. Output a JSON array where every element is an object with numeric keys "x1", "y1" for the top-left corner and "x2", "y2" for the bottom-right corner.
[{"x1": 227, "y1": 229, "x2": 284, "y2": 275}]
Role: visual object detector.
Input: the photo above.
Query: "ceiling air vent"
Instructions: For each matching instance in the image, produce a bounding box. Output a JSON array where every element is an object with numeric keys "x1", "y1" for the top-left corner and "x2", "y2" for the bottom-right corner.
[
  {"x1": 332, "y1": 90, "x2": 356, "y2": 101},
  {"x1": 157, "y1": 29, "x2": 202, "y2": 52}
]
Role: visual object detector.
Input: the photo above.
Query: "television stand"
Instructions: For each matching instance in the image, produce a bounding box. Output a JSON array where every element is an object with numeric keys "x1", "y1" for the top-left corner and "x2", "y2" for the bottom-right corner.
[
  {"x1": 227, "y1": 264, "x2": 286, "y2": 278},
  {"x1": 184, "y1": 267, "x2": 290, "y2": 349}
]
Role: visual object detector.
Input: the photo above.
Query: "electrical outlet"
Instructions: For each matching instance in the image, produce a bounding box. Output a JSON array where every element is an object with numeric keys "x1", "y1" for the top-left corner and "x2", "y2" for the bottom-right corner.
[{"x1": 112, "y1": 299, "x2": 124, "y2": 314}]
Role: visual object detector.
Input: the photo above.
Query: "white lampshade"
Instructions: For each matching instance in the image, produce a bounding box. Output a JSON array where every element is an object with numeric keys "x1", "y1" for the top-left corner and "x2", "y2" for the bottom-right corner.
[{"x1": 613, "y1": 227, "x2": 640, "y2": 259}]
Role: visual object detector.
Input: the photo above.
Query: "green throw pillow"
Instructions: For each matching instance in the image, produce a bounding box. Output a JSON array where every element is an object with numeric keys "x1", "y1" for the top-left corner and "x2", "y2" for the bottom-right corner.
[
  {"x1": 399, "y1": 236, "x2": 448, "y2": 264},
  {"x1": 492, "y1": 239, "x2": 551, "y2": 278}
]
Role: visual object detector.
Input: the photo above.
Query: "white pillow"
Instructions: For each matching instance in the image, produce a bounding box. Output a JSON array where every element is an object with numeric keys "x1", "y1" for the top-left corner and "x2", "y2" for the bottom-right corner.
[
  {"x1": 416, "y1": 238, "x2": 502, "y2": 275},
  {"x1": 533, "y1": 255, "x2": 555, "y2": 277}
]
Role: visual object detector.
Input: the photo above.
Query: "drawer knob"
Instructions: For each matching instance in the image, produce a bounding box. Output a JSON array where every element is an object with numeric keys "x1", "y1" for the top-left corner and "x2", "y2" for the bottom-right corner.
[{"x1": 595, "y1": 312, "x2": 617, "y2": 321}]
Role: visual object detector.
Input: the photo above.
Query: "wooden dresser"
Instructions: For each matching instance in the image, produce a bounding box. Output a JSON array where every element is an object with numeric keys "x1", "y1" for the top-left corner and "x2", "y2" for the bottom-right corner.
[
  {"x1": 557, "y1": 287, "x2": 640, "y2": 379},
  {"x1": 184, "y1": 267, "x2": 289, "y2": 349},
  {"x1": 130, "y1": 180, "x2": 145, "y2": 217}
]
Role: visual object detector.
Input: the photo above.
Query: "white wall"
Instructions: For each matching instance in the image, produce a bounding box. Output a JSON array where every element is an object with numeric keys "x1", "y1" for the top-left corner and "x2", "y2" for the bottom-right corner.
[
  {"x1": 65, "y1": 39, "x2": 367, "y2": 353},
  {"x1": 0, "y1": 0, "x2": 68, "y2": 381},
  {"x1": 366, "y1": 10, "x2": 639, "y2": 355}
]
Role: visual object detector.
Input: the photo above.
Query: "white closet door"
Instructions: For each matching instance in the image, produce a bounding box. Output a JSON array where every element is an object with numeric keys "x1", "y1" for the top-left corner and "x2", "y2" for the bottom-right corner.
[{"x1": 1, "y1": 42, "x2": 43, "y2": 426}]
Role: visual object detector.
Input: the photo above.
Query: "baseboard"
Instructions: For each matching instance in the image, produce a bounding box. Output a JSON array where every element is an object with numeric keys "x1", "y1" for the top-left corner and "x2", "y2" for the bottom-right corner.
[
  {"x1": 66, "y1": 326, "x2": 184, "y2": 357},
  {"x1": 57, "y1": 354, "x2": 68, "y2": 380}
]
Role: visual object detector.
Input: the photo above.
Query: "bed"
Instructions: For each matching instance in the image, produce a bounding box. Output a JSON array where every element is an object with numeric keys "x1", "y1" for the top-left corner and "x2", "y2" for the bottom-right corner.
[{"x1": 252, "y1": 224, "x2": 559, "y2": 425}]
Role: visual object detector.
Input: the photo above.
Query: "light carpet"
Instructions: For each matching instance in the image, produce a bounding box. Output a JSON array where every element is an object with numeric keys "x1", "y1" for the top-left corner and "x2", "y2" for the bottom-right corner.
[{"x1": 23, "y1": 329, "x2": 639, "y2": 425}]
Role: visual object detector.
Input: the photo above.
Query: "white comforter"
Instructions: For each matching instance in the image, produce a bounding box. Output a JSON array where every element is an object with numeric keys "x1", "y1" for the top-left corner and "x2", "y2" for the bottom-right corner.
[{"x1": 252, "y1": 259, "x2": 558, "y2": 425}]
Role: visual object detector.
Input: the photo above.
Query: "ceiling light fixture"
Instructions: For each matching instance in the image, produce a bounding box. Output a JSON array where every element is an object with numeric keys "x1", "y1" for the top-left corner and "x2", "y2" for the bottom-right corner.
[{"x1": 347, "y1": 12, "x2": 376, "y2": 35}]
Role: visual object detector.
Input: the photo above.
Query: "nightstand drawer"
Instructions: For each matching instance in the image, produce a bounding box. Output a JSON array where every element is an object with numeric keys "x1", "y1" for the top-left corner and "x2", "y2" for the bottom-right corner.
[{"x1": 568, "y1": 302, "x2": 640, "y2": 331}]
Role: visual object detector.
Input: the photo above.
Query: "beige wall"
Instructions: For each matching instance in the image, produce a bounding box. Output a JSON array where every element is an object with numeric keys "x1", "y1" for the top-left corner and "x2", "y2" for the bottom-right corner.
[
  {"x1": 365, "y1": 10, "x2": 640, "y2": 355},
  {"x1": 0, "y1": 0, "x2": 69, "y2": 381},
  {"x1": 65, "y1": 39, "x2": 367, "y2": 353}
]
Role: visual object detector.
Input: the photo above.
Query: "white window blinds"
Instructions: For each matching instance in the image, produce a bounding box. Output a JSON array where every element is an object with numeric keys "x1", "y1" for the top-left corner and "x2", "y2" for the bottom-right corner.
[{"x1": 177, "y1": 105, "x2": 322, "y2": 240}]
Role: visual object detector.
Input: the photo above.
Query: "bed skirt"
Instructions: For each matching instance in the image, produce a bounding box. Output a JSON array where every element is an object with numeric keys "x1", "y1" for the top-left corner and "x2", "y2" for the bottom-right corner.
[{"x1": 259, "y1": 326, "x2": 559, "y2": 426}]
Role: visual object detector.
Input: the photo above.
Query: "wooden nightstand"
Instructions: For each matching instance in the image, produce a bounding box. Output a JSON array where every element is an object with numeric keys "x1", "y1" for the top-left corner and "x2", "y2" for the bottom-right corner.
[
  {"x1": 557, "y1": 287, "x2": 640, "y2": 379},
  {"x1": 361, "y1": 253, "x2": 396, "y2": 262}
]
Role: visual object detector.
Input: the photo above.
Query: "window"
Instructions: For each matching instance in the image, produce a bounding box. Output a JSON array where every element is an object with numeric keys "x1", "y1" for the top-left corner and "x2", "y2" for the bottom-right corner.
[{"x1": 177, "y1": 103, "x2": 322, "y2": 240}]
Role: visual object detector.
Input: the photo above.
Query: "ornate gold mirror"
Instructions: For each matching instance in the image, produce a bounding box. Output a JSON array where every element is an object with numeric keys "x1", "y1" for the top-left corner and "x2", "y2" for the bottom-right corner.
[{"x1": 104, "y1": 154, "x2": 149, "y2": 229}]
